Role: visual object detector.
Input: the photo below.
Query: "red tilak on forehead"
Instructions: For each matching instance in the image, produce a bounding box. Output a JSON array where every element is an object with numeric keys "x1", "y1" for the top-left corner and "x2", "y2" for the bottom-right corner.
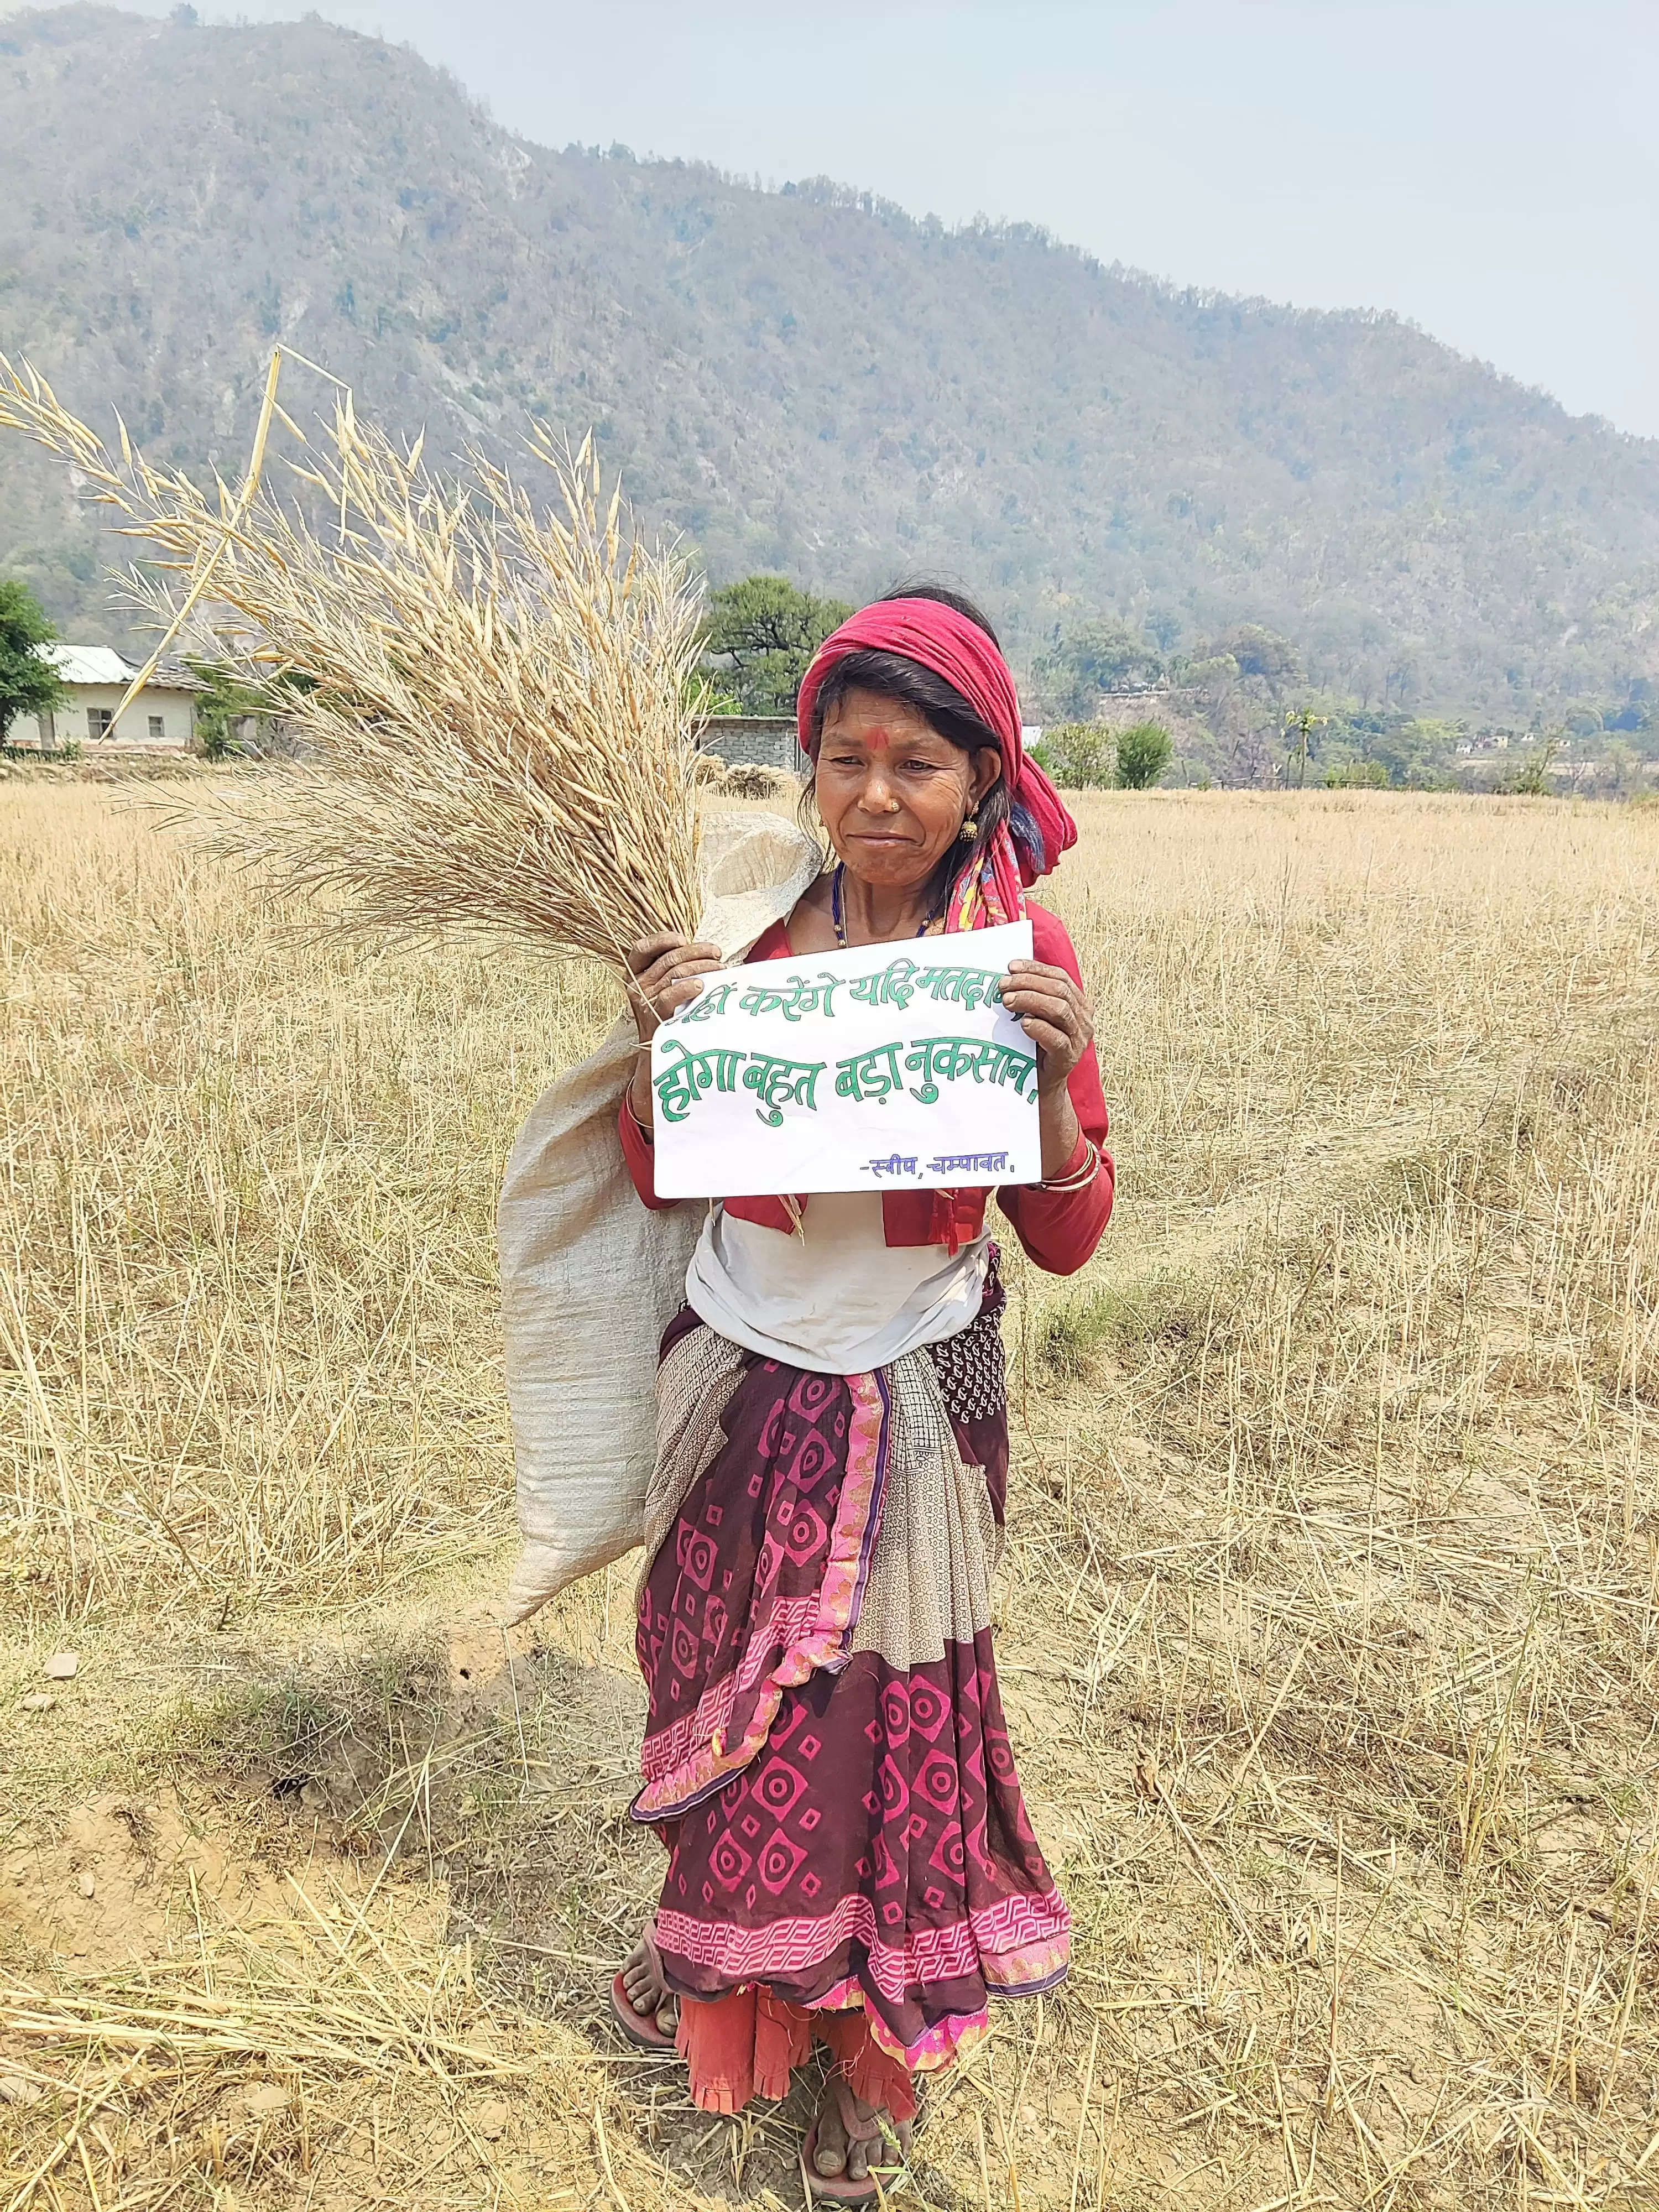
[{"x1": 800, "y1": 597, "x2": 1079, "y2": 894}]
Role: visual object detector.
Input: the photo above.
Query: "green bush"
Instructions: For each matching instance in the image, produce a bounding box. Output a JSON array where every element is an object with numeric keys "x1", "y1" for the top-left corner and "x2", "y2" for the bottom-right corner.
[
  {"x1": 1031, "y1": 722, "x2": 1115, "y2": 787},
  {"x1": 186, "y1": 657, "x2": 283, "y2": 761},
  {"x1": 1503, "y1": 737, "x2": 1559, "y2": 797},
  {"x1": 688, "y1": 674, "x2": 744, "y2": 717},
  {"x1": 1326, "y1": 759, "x2": 1390, "y2": 789},
  {"x1": 1114, "y1": 719, "x2": 1172, "y2": 789}
]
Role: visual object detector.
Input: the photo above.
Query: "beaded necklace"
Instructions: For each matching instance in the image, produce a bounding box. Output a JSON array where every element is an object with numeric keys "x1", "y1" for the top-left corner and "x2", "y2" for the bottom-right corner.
[{"x1": 830, "y1": 862, "x2": 947, "y2": 949}]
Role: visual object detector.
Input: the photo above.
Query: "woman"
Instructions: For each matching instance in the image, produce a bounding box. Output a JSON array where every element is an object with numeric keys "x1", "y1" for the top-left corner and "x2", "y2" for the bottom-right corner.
[{"x1": 611, "y1": 587, "x2": 1112, "y2": 2199}]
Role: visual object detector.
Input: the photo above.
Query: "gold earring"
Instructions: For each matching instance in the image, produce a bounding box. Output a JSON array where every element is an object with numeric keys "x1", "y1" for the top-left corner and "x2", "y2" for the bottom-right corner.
[{"x1": 959, "y1": 815, "x2": 979, "y2": 841}]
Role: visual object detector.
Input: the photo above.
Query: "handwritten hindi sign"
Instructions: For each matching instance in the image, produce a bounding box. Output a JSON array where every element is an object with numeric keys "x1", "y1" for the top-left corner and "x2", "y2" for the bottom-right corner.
[{"x1": 650, "y1": 918, "x2": 1039, "y2": 1198}]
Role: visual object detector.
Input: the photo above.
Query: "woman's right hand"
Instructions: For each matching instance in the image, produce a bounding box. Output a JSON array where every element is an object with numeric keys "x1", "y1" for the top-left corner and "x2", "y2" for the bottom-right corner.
[{"x1": 624, "y1": 932, "x2": 725, "y2": 1042}]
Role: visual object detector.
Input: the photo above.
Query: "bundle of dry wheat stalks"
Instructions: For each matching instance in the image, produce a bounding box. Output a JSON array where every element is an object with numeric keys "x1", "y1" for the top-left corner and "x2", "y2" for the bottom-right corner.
[{"x1": 0, "y1": 353, "x2": 706, "y2": 966}]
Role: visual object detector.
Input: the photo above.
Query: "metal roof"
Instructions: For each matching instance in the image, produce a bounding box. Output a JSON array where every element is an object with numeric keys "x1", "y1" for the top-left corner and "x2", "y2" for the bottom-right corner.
[
  {"x1": 38, "y1": 643, "x2": 138, "y2": 686},
  {"x1": 33, "y1": 644, "x2": 204, "y2": 692}
]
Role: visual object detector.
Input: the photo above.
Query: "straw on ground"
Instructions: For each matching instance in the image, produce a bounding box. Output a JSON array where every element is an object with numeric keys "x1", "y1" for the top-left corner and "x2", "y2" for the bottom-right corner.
[{"x1": 2, "y1": 781, "x2": 1656, "y2": 2209}]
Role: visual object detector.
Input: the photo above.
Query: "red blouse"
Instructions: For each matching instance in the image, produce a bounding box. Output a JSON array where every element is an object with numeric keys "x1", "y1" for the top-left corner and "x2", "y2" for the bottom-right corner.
[{"x1": 619, "y1": 902, "x2": 1113, "y2": 1277}]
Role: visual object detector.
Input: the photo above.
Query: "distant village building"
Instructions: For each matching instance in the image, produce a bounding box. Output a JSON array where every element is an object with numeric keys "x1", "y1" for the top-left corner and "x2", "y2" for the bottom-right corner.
[{"x1": 8, "y1": 645, "x2": 200, "y2": 754}]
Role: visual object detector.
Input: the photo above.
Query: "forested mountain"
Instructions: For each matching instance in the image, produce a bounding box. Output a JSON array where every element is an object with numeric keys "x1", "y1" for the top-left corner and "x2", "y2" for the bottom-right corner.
[{"x1": 3, "y1": 3, "x2": 1658, "y2": 720}]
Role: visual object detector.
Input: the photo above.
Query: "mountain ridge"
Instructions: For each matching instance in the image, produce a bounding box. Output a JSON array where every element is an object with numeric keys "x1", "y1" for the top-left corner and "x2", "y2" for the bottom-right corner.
[{"x1": 2, "y1": 3, "x2": 1656, "y2": 717}]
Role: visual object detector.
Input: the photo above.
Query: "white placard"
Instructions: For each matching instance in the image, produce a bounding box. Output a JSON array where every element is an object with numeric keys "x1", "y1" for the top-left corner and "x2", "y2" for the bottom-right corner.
[{"x1": 649, "y1": 919, "x2": 1039, "y2": 1199}]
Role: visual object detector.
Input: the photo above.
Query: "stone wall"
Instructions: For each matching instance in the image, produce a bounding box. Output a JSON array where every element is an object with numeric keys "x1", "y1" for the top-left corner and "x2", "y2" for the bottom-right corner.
[{"x1": 700, "y1": 717, "x2": 805, "y2": 771}]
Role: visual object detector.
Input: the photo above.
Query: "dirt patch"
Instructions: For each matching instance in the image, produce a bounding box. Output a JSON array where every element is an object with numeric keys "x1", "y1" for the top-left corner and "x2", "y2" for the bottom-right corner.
[{"x1": 6, "y1": 787, "x2": 1659, "y2": 2207}]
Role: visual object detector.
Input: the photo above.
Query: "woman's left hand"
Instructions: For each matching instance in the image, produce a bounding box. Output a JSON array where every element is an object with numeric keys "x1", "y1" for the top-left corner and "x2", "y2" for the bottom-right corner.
[{"x1": 1000, "y1": 958, "x2": 1095, "y2": 1096}]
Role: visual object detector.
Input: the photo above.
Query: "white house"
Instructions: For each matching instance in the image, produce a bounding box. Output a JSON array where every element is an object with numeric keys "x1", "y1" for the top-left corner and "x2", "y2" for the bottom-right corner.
[{"x1": 8, "y1": 645, "x2": 200, "y2": 754}]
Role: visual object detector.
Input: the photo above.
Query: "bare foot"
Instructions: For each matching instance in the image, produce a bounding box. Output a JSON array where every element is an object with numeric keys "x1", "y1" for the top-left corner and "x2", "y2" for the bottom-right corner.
[
  {"x1": 812, "y1": 2075, "x2": 903, "y2": 2185},
  {"x1": 618, "y1": 1930, "x2": 677, "y2": 2038}
]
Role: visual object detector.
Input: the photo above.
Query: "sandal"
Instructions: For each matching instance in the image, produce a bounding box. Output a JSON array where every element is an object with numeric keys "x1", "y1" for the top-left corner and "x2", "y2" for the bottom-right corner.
[
  {"x1": 801, "y1": 2074, "x2": 914, "y2": 2203},
  {"x1": 608, "y1": 1919, "x2": 679, "y2": 2052}
]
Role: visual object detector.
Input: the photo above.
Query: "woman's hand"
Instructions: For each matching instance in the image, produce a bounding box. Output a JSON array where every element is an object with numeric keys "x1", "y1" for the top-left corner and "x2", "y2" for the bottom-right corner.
[
  {"x1": 624, "y1": 932, "x2": 724, "y2": 1044},
  {"x1": 1000, "y1": 958, "x2": 1095, "y2": 1096}
]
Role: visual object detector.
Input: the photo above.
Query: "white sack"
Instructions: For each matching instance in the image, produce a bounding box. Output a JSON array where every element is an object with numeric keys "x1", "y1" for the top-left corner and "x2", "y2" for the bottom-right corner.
[{"x1": 496, "y1": 807, "x2": 822, "y2": 1623}]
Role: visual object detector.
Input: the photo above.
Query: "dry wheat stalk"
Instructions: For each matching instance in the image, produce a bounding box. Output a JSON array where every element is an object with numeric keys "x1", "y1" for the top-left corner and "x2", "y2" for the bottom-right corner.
[{"x1": 0, "y1": 354, "x2": 705, "y2": 966}]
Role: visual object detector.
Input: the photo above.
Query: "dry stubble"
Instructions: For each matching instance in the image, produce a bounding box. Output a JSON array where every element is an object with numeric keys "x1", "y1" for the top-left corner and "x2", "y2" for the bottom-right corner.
[{"x1": 2, "y1": 781, "x2": 1657, "y2": 2210}]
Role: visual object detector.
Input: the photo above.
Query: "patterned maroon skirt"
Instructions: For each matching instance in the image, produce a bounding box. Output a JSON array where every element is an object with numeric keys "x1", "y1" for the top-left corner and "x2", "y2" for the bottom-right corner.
[{"x1": 630, "y1": 1269, "x2": 1068, "y2": 2072}]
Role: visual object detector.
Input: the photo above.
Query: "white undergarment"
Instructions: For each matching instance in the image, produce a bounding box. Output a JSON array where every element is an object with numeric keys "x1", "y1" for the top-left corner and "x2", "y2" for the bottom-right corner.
[{"x1": 685, "y1": 1192, "x2": 989, "y2": 1374}]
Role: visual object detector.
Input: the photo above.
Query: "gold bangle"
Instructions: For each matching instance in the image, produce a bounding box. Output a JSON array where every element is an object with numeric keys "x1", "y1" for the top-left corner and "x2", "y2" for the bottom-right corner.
[{"x1": 1039, "y1": 1138, "x2": 1098, "y2": 1193}]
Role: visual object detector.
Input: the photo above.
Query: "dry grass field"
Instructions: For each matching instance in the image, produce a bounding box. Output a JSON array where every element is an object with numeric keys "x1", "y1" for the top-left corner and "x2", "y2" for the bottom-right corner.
[{"x1": 3, "y1": 778, "x2": 1657, "y2": 2210}]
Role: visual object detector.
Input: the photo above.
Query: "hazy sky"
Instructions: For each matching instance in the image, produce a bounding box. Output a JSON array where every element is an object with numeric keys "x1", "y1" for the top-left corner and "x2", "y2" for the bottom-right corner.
[{"x1": 105, "y1": 1, "x2": 1659, "y2": 439}]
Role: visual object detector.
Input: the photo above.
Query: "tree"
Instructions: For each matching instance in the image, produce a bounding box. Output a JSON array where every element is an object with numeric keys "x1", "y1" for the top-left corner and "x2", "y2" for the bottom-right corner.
[
  {"x1": 1210, "y1": 625, "x2": 1302, "y2": 694},
  {"x1": 185, "y1": 658, "x2": 273, "y2": 760},
  {"x1": 1035, "y1": 619, "x2": 1164, "y2": 719},
  {"x1": 1600, "y1": 740, "x2": 1648, "y2": 800},
  {"x1": 185, "y1": 655, "x2": 318, "y2": 759},
  {"x1": 1282, "y1": 708, "x2": 1327, "y2": 788},
  {"x1": 1114, "y1": 721, "x2": 1173, "y2": 789},
  {"x1": 1031, "y1": 723, "x2": 1115, "y2": 788},
  {"x1": 0, "y1": 580, "x2": 67, "y2": 746},
  {"x1": 700, "y1": 576, "x2": 853, "y2": 714},
  {"x1": 1505, "y1": 735, "x2": 1559, "y2": 797}
]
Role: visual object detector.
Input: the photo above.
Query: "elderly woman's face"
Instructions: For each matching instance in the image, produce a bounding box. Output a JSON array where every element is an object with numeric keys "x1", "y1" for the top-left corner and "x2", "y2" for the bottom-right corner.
[{"x1": 815, "y1": 687, "x2": 999, "y2": 893}]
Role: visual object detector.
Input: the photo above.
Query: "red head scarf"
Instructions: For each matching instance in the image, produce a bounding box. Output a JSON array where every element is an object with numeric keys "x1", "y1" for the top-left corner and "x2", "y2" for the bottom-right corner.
[{"x1": 795, "y1": 597, "x2": 1078, "y2": 927}]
